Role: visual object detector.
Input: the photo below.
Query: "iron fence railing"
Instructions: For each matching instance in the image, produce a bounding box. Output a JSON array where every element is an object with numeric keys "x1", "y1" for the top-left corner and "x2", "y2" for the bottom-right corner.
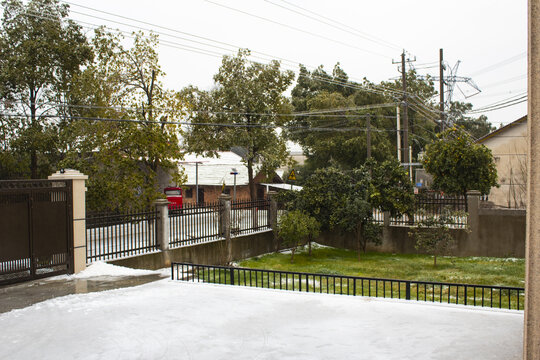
[
  {"x1": 169, "y1": 201, "x2": 222, "y2": 248},
  {"x1": 231, "y1": 199, "x2": 270, "y2": 236},
  {"x1": 172, "y1": 263, "x2": 525, "y2": 311},
  {"x1": 371, "y1": 193, "x2": 468, "y2": 228},
  {"x1": 86, "y1": 209, "x2": 159, "y2": 262}
]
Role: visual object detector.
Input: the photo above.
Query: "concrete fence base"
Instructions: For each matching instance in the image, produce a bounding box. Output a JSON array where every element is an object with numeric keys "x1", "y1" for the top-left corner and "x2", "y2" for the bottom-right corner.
[
  {"x1": 110, "y1": 231, "x2": 275, "y2": 270},
  {"x1": 316, "y1": 206, "x2": 526, "y2": 259}
]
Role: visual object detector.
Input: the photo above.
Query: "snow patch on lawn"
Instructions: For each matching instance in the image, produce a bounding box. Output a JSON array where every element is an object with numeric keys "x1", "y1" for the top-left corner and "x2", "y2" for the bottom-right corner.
[{"x1": 279, "y1": 242, "x2": 333, "y2": 255}]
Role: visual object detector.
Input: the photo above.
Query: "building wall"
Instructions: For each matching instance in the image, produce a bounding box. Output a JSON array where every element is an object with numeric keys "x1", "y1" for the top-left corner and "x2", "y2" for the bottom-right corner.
[
  {"x1": 480, "y1": 119, "x2": 528, "y2": 208},
  {"x1": 182, "y1": 185, "x2": 267, "y2": 204}
]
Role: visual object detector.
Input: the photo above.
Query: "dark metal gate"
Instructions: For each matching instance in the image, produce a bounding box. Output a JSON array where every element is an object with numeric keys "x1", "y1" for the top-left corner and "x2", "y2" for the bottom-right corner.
[{"x1": 0, "y1": 180, "x2": 73, "y2": 285}]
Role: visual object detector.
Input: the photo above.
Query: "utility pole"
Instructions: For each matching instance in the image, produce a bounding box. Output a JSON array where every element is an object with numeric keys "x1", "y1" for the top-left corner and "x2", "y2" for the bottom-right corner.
[
  {"x1": 439, "y1": 48, "x2": 446, "y2": 131},
  {"x1": 393, "y1": 51, "x2": 415, "y2": 167},
  {"x1": 401, "y1": 52, "x2": 409, "y2": 165},
  {"x1": 396, "y1": 106, "x2": 401, "y2": 162},
  {"x1": 366, "y1": 115, "x2": 371, "y2": 159}
]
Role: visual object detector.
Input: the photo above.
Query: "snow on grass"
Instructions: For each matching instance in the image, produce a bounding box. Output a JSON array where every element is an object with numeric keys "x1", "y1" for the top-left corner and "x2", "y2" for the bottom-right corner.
[
  {"x1": 279, "y1": 242, "x2": 333, "y2": 255},
  {"x1": 0, "y1": 279, "x2": 523, "y2": 360}
]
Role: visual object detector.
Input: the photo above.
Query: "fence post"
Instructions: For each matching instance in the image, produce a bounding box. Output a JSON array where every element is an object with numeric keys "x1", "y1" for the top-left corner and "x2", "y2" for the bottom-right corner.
[
  {"x1": 219, "y1": 194, "x2": 232, "y2": 263},
  {"x1": 154, "y1": 199, "x2": 170, "y2": 251},
  {"x1": 405, "y1": 281, "x2": 411, "y2": 300},
  {"x1": 466, "y1": 190, "x2": 480, "y2": 243},
  {"x1": 48, "y1": 169, "x2": 88, "y2": 274}
]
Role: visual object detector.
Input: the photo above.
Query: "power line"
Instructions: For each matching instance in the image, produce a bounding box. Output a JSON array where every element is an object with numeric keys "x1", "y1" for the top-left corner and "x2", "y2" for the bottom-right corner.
[
  {"x1": 0, "y1": 112, "x2": 401, "y2": 133},
  {"x1": 5, "y1": 101, "x2": 399, "y2": 120},
  {"x1": 467, "y1": 98, "x2": 527, "y2": 114},
  {"x1": 467, "y1": 93, "x2": 527, "y2": 113},
  {"x1": 203, "y1": 0, "x2": 391, "y2": 58},
  {"x1": 263, "y1": 0, "x2": 400, "y2": 52},
  {"x1": 25, "y1": 3, "x2": 416, "y2": 102},
  {"x1": 20, "y1": 7, "x2": 410, "y2": 102},
  {"x1": 470, "y1": 52, "x2": 526, "y2": 77},
  {"x1": 480, "y1": 74, "x2": 527, "y2": 89}
]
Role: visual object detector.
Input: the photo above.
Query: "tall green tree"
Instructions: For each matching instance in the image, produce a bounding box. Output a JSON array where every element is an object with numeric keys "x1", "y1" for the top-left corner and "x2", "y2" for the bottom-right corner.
[
  {"x1": 288, "y1": 65, "x2": 438, "y2": 172},
  {"x1": 423, "y1": 126, "x2": 498, "y2": 196},
  {"x1": 61, "y1": 29, "x2": 186, "y2": 211},
  {"x1": 0, "y1": 0, "x2": 92, "y2": 178},
  {"x1": 185, "y1": 49, "x2": 295, "y2": 200},
  {"x1": 447, "y1": 102, "x2": 495, "y2": 140}
]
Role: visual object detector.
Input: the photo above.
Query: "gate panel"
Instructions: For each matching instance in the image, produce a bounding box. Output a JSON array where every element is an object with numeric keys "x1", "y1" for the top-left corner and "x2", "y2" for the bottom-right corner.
[
  {"x1": 33, "y1": 189, "x2": 70, "y2": 276},
  {"x1": 0, "y1": 193, "x2": 31, "y2": 281},
  {"x1": 0, "y1": 180, "x2": 73, "y2": 285}
]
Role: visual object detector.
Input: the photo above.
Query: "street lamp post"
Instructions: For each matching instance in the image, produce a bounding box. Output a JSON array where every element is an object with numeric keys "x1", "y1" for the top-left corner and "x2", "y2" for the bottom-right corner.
[{"x1": 230, "y1": 168, "x2": 238, "y2": 202}]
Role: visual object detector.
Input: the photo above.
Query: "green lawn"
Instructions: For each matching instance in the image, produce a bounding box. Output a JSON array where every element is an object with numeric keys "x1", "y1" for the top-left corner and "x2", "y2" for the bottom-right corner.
[{"x1": 238, "y1": 244, "x2": 525, "y2": 288}]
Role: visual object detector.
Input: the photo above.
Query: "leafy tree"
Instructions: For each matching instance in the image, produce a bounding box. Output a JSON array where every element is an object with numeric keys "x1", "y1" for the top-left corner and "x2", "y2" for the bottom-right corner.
[
  {"x1": 277, "y1": 210, "x2": 320, "y2": 263},
  {"x1": 185, "y1": 49, "x2": 295, "y2": 200},
  {"x1": 423, "y1": 126, "x2": 498, "y2": 197},
  {"x1": 61, "y1": 29, "x2": 186, "y2": 211},
  {"x1": 293, "y1": 167, "x2": 355, "y2": 230},
  {"x1": 448, "y1": 102, "x2": 495, "y2": 140},
  {"x1": 330, "y1": 194, "x2": 374, "y2": 259},
  {"x1": 409, "y1": 208, "x2": 466, "y2": 267},
  {"x1": 0, "y1": 0, "x2": 92, "y2": 178},
  {"x1": 367, "y1": 159, "x2": 414, "y2": 217},
  {"x1": 288, "y1": 65, "x2": 439, "y2": 171}
]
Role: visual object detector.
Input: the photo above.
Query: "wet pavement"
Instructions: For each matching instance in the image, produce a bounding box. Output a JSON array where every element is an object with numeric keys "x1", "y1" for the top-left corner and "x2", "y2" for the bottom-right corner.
[{"x1": 0, "y1": 273, "x2": 168, "y2": 314}]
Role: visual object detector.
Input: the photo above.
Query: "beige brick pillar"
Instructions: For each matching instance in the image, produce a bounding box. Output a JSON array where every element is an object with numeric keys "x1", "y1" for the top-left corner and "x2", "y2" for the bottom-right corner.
[
  {"x1": 525, "y1": 0, "x2": 540, "y2": 357},
  {"x1": 267, "y1": 191, "x2": 278, "y2": 231},
  {"x1": 466, "y1": 190, "x2": 481, "y2": 243},
  {"x1": 267, "y1": 191, "x2": 279, "y2": 251},
  {"x1": 153, "y1": 199, "x2": 170, "y2": 251},
  {"x1": 49, "y1": 169, "x2": 88, "y2": 274},
  {"x1": 218, "y1": 194, "x2": 232, "y2": 263}
]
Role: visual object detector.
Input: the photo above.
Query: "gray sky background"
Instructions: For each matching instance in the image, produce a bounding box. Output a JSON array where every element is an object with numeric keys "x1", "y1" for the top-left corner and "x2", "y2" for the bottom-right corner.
[{"x1": 65, "y1": 0, "x2": 527, "y2": 127}]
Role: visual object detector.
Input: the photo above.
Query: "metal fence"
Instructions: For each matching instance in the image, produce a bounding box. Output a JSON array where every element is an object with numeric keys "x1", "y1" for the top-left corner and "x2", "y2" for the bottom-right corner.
[
  {"x1": 372, "y1": 193, "x2": 468, "y2": 228},
  {"x1": 231, "y1": 199, "x2": 270, "y2": 236},
  {"x1": 1, "y1": 180, "x2": 73, "y2": 285},
  {"x1": 169, "y1": 201, "x2": 221, "y2": 248},
  {"x1": 172, "y1": 263, "x2": 525, "y2": 311},
  {"x1": 86, "y1": 209, "x2": 159, "y2": 262}
]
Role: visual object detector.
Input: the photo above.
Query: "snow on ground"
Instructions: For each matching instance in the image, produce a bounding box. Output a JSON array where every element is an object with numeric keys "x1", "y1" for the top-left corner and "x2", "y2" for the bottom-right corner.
[
  {"x1": 0, "y1": 276, "x2": 523, "y2": 360},
  {"x1": 46, "y1": 261, "x2": 166, "y2": 281}
]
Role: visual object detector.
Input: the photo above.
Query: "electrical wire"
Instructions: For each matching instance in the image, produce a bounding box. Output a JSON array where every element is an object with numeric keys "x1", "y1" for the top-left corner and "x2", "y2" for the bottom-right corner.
[
  {"x1": 23, "y1": 3, "x2": 417, "y2": 102},
  {"x1": 470, "y1": 52, "x2": 526, "y2": 77},
  {"x1": 203, "y1": 0, "x2": 391, "y2": 58},
  {"x1": 0, "y1": 112, "x2": 401, "y2": 133},
  {"x1": 263, "y1": 0, "x2": 400, "y2": 52}
]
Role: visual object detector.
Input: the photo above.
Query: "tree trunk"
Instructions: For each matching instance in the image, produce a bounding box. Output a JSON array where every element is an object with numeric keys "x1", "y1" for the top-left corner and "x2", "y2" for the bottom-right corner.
[
  {"x1": 357, "y1": 223, "x2": 363, "y2": 261},
  {"x1": 434, "y1": 255, "x2": 437, "y2": 267},
  {"x1": 247, "y1": 159, "x2": 256, "y2": 200},
  {"x1": 290, "y1": 248, "x2": 295, "y2": 264},
  {"x1": 308, "y1": 235, "x2": 312, "y2": 256},
  {"x1": 30, "y1": 89, "x2": 38, "y2": 179}
]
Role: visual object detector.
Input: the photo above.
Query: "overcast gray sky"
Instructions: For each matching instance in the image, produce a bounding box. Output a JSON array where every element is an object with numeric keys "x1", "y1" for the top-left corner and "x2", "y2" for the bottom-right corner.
[{"x1": 65, "y1": 0, "x2": 527, "y2": 127}]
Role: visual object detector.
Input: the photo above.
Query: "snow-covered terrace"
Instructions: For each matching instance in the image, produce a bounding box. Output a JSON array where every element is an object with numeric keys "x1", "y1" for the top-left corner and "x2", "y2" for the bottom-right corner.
[{"x1": 0, "y1": 263, "x2": 523, "y2": 360}]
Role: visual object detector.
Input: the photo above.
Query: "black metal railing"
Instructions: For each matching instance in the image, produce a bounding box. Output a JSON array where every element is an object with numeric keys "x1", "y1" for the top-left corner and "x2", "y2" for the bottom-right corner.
[
  {"x1": 371, "y1": 193, "x2": 468, "y2": 228},
  {"x1": 169, "y1": 201, "x2": 222, "y2": 248},
  {"x1": 171, "y1": 263, "x2": 525, "y2": 311},
  {"x1": 86, "y1": 209, "x2": 159, "y2": 262},
  {"x1": 231, "y1": 199, "x2": 270, "y2": 236}
]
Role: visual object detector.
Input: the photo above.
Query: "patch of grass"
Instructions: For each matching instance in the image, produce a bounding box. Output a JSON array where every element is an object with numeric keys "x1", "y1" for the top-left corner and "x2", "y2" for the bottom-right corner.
[{"x1": 238, "y1": 246, "x2": 525, "y2": 287}]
